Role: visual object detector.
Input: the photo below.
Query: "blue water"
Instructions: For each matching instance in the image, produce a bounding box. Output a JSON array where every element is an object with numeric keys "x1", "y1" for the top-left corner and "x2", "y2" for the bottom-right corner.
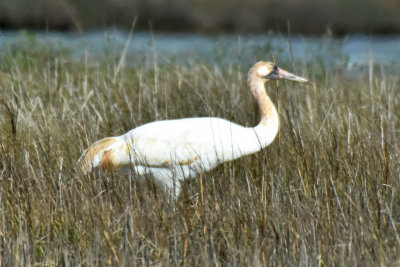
[{"x1": 0, "y1": 31, "x2": 399, "y2": 67}]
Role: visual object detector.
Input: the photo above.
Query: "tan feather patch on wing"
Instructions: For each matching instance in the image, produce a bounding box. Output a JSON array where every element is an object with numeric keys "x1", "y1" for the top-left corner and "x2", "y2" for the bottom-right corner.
[
  {"x1": 79, "y1": 137, "x2": 119, "y2": 173},
  {"x1": 87, "y1": 137, "x2": 119, "y2": 156},
  {"x1": 101, "y1": 149, "x2": 117, "y2": 172},
  {"x1": 178, "y1": 156, "x2": 199, "y2": 166}
]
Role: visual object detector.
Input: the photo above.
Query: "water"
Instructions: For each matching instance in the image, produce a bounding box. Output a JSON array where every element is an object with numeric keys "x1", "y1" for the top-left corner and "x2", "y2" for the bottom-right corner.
[{"x1": 0, "y1": 31, "x2": 399, "y2": 67}]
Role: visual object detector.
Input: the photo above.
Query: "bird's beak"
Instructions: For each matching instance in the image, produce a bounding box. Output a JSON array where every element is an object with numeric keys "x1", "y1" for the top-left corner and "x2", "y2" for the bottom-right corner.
[{"x1": 265, "y1": 66, "x2": 311, "y2": 85}]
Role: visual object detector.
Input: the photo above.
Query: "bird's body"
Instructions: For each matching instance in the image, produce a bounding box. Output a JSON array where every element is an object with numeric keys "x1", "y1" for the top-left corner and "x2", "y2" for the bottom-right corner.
[{"x1": 78, "y1": 61, "x2": 309, "y2": 197}]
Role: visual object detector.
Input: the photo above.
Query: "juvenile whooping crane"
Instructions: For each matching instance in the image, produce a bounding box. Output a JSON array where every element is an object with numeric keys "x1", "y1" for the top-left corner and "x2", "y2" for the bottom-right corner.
[{"x1": 78, "y1": 61, "x2": 310, "y2": 197}]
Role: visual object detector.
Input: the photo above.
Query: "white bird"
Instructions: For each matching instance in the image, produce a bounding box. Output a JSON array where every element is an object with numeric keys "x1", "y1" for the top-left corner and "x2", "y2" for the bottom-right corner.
[{"x1": 78, "y1": 61, "x2": 309, "y2": 197}]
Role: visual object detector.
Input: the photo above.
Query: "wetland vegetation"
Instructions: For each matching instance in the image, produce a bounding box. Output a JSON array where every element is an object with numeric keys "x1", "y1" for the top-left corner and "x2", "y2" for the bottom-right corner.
[{"x1": 0, "y1": 32, "x2": 399, "y2": 265}]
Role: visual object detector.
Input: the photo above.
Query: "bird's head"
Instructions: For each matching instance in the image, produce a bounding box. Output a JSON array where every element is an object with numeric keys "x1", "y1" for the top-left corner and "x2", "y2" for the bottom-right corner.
[{"x1": 249, "y1": 61, "x2": 310, "y2": 85}]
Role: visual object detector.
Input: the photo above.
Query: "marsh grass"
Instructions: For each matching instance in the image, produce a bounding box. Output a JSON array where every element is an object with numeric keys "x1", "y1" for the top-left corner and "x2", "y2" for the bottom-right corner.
[{"x1": 0, "y1": 35, "x2": 399, "y2": 266}]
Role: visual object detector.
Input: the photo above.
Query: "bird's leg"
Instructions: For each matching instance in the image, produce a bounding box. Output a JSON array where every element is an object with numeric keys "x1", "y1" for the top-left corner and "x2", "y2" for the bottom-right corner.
[{"x1": 153, "y1": 175, "x2": 182, "y2": 200}]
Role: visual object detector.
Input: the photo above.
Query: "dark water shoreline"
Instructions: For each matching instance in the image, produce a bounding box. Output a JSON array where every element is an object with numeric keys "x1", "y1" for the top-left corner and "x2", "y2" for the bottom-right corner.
[{"x1": 1, "y1": 0, "x2": 400, "y2": 35}]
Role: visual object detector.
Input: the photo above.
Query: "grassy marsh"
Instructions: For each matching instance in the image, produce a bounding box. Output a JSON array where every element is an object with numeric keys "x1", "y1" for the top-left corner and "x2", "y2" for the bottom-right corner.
[{"x1": 0, "y1": 34, "x2": 399, "y2": 265}]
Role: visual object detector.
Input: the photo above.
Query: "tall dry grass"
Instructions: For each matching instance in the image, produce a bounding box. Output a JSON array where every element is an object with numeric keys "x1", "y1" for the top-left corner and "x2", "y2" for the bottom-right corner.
[{"x1": 0, "y1": 34, "x2": 399, "y2": 265}]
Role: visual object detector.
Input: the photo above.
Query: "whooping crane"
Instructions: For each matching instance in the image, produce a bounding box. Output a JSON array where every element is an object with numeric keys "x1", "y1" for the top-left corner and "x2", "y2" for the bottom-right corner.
[{"x1": 78, "y1": 61, "x2": 310, "y2": 197}]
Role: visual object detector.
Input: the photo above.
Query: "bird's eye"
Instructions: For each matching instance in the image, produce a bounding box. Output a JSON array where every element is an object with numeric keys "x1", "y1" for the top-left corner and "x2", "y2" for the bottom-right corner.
[{"x1": 266, "y1": 65, "x2": 279, "y2": 76}]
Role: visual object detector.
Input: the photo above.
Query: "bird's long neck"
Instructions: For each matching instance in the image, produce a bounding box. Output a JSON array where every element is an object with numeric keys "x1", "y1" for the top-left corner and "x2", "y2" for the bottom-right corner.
[{"x1": 248, "y1": 77, "x2": 279, "y2": 147}]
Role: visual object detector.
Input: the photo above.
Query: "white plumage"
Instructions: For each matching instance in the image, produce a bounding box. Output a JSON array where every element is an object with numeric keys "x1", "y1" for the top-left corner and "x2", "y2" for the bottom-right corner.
[{"x1": 78, "y1": 61, "x2": 309, "y2": 197}]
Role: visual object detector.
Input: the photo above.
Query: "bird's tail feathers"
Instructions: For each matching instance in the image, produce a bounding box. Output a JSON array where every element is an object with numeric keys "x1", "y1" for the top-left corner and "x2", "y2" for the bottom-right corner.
[{"x1": 78, "y1": 137, "x2": 131, "y2": 174}]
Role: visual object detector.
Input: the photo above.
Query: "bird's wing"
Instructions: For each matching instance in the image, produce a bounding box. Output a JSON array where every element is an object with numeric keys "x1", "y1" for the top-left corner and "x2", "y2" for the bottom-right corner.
[{"x1": 124, "y1": 117, "x2": 238, "y2": 168}]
